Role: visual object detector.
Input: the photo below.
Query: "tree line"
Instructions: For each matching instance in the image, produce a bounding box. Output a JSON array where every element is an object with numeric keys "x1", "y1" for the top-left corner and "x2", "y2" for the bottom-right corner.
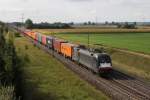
[
  {"x1": 12, "y1": 19, "x2": 72, "y2": 29},
  {"x1": 0, "y1": 21, "x2": 23, "y2": 100},
  {"x1": 11, "y1": 19, "x2": 138, "y2": 29}
]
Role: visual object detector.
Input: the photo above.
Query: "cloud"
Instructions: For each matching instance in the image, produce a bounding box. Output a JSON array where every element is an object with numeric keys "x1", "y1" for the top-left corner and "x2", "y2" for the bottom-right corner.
[
  {"x1": 0, "y1": 0, "x2": 150, "y2": 22},
  {"x1": 20, "y1": 0, "x2": 29, "y2": 2},
  {"x1": 69, "y1": 0, "x2": 93, "y2": 2}
]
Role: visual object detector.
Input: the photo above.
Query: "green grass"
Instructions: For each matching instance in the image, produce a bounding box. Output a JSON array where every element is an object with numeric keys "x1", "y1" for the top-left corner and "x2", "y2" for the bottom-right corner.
[
  {"x1": 50, "y1": 33, "x2": 150, "y2": 80},
  {"x1": 111, "y1": 50, "x2": 150, "y2": 81},
  {"x1": 53, "y1": 33, "x2": 150, "y2": 54},
  {"x1": 33, "y1": 30, "x2": 150, "y2": 80},
  {"x1": 14, "y1": 37, "x2": 109, "y2": 100},
  {"x1": 0, "y1": 85, "x2": 15, "y2": 100}
]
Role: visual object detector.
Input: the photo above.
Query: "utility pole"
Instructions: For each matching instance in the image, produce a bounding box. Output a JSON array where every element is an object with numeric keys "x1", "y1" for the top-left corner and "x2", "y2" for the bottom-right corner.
[
  {"x1": 21, "y1": 13, "x2": 24, "y2": 28},
  {"x1": 52, "y1": 33, "x2": 54, "y2": 57},
  {"x1": 88, "y1": 32, "x2": 90, "y2": 50},
  {"x1": 95, "y1": 16, "x2": 98, "y2": 25}
]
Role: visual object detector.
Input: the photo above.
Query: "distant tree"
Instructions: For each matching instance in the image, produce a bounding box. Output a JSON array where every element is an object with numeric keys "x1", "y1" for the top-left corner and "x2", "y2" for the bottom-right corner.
[
  {"x1": 122, "y1": 22, "x2": 136, "y2": 29},
  {"x1": 112, "y1": 21, "x2": 115, "y2": 25},
  {"x1": 124, "y1": 22, "x2": 128, "y2": 28},
  {"x1": 12, "y1": 22, "x2": 22, "y2": 27},
  {"x1": 117, "y1": 23, "x2": 122, "y2": 28},
  {"x1": 91, "y1": 22, "x2": 96, "y2": 25},
  {"x1": 69, "y1": 22, "x2": 74, "y2": 25},
  {"x1": 25, "y1": 19, "x2": 33, "y2": 29},
  {"x1": 88, "y1": 21, "x2": 91, "y2": 25},
  {"x1": 83, "y1": 22, "x2": 88, "y2": 25},
  {"x1": 134, "y1": 22, "x2": 137, "y2": 26},
  {"x1": 105, "y1": 21, "x2": 109, "y2": 25}
]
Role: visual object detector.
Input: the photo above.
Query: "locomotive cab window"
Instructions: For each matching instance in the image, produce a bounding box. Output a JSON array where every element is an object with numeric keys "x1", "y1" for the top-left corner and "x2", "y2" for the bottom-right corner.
[{"x1": 99, "y1": 55, "x2": 111, "y2": 63}]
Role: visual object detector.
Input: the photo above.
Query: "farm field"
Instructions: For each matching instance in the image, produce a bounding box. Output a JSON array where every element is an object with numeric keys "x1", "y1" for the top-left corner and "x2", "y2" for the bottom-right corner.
[
  {"x1": 52, "y1": 33, "x2": 150, "y2": 80},
  {"x1": 34, "y1": 29, "x2": 150, "y2": 54},
  {"x1": 14, "y1": 37, "x2": 109, "y2": 100},
  {"x1": 34, "y1": 28, "x2": 150, "y2": 34},
  {"x1": 34, "y1": 29, "x2": 150, "y2": 80},
  {"x1": 52, "y1": 33, "x2": 150, "y2": 54}
]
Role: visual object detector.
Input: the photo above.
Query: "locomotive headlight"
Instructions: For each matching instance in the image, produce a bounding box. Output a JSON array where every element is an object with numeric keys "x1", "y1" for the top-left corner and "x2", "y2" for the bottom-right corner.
[
  {"x1": 100, "y1": 63, "x2": 111, "y2": 68},
  {"x1": 48, "y1": 40, "x2": 50, "y2": 44}
]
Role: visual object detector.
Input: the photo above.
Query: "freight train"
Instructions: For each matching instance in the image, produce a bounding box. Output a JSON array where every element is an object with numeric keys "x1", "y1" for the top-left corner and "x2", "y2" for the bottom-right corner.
[{"x1": 20, "y1": 29, "x2": 112, "y2": 74}]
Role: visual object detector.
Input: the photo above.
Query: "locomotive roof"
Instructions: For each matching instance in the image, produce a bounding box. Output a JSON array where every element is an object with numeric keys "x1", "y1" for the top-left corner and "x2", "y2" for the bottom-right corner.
[{"x1": 79, "y1": 49, "x2": 108, "y2": 57}]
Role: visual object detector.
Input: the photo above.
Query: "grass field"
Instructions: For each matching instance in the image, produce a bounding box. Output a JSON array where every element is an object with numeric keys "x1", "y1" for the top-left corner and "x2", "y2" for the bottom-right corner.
[
  {"x1": 34, "y1": 29, "x2": 150, "y2": 54},
  {"x1": 14, "y1": 37, "x2": 109, "y2": 100},
  {"x1": 34, "y1": 28, "x2": 150, "y2": 34},
  {"x1": 52, "y1": 33, "x2": 150, "y2": 54},
  {"x1": 34, "y1": 29, "x2": 150, "y2": 80},
  {"x1": 51, "y1": 33, "x2": 150, "y2": 80},
  {"x1": 52, "y1": 33, "x2": 150, "y2": 80}
]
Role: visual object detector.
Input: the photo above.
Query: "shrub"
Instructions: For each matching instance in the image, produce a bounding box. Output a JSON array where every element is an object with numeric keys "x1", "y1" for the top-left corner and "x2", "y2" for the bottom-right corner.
[
  {"x1": 25, "y1": 45, "x2": 28, "y2": 50},
  {"x1": 15, "y1": 32, "x2": 21, "y2": 37}
]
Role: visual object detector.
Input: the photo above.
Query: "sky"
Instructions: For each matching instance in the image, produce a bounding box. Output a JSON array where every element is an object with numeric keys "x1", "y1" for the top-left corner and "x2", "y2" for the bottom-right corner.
[{"x1": 0, "y1": 0, "x2": 150, "y2": 23}]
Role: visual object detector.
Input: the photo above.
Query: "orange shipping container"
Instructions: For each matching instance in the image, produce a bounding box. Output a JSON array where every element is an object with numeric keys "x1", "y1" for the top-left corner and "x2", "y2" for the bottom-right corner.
[
  {"x1": 27, "y1": 31, "x2": 32, "y2": 37},
  {"x1": 61, "y1": 43, "x2": 77, "y2": 58},
  {"x1": 31, "y1": 32, "x2": 36, "y2": 40},
  {"x1": 30, "y1": 32, "x2": 33, "y2": 38}
]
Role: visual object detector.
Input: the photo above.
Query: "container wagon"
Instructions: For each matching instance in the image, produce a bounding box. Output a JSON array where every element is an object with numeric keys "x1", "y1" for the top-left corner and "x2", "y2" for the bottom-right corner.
[
  {"x1": 26, "y1": 31, "x2": 32, "y2": 37},
  {"x1": 37, "y1": 33, "x2": 42, "y2": 43},
  {"x1": 46, "y1": 36, "x2": 53, "y2": 49},
  {"x1": 61, "y1": 43, "x2": 78, "y2": 58},
  {"x1": 31, "y1": 32, "x2": 37, "y2": 40},
  {"x1": 53, "y1": 39, "x2": 67, "y2": 53},
  {"x1": 35, "y1": 32, "x2": 38, "y2": 41},
  {"x1": 41, "y1": 35, "x2": 47, "y2": 45}
]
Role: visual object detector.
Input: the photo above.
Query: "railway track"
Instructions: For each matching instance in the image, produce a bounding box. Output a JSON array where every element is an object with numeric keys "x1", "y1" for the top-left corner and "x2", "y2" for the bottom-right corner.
[
  {"x1": 107, "y1": 70, "x2": 150, "y2": 99},
  {"x1": 25, "y1": 35, "x2": 150, "y2": 100}
]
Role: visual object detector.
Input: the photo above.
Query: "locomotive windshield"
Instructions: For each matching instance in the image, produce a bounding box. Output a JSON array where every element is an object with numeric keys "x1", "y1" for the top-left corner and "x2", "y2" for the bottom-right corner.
[{"x1": 99, "y1": 55, "x2": 111, "y2": 63}]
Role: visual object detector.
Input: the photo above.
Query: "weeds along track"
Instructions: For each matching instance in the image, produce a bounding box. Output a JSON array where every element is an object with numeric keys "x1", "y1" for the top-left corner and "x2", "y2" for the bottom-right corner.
[{"x1": 25, "y1": 35, "x2": 150, "y2": 100}]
